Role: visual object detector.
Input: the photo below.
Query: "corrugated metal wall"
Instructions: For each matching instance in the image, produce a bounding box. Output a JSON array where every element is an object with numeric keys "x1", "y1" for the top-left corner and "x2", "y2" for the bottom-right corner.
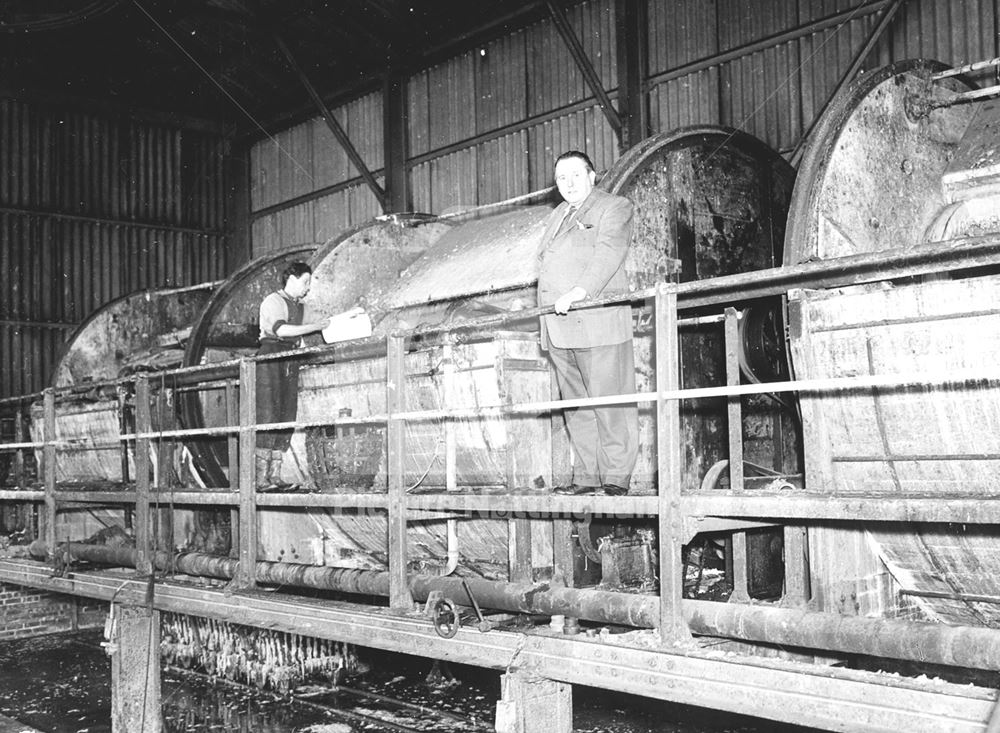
[
  {"x1": 250, "y1": 91, "x2": 384, "y2": 253},
  {"x1": 0, "y1": 99, "x2": 231, "y2": 398},
  {"x1": 251, "y1": 0, "x2": 1000, "y2": 253}
]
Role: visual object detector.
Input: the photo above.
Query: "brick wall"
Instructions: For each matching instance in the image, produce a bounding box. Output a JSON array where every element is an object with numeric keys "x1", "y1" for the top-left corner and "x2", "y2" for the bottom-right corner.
[{"x1": 0, "y1": 582, "x2": 106, "y2": 640}]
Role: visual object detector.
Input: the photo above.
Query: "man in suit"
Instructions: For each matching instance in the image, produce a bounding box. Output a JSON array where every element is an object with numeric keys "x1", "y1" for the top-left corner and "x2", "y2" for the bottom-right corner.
[{"x1": 537, "y1": 150, "x2": 639, "y2": 496}]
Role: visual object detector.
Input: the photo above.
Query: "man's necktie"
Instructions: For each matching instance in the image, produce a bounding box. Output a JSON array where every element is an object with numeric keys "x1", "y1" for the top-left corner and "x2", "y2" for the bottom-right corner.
[{"x1": 557, "y1": 205, "x2": 578, "y2": 236}]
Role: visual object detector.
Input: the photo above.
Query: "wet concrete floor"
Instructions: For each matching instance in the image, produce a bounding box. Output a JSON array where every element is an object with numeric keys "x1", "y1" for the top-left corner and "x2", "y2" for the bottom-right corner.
[{"x1": 0, "y1": 630, "x2": 813, "y2": 732}]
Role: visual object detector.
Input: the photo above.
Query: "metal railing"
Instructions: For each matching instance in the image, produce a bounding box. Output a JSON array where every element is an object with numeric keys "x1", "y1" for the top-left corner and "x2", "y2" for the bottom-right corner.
[{"x1": 3, "y1": 233, "x2": 1000, "y2": 640}]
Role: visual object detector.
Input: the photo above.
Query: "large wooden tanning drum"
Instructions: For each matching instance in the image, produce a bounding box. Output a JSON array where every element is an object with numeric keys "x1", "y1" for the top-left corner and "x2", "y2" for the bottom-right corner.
[{"x1": 784, "y1": 59, "x2": 1000, "y2": 623}]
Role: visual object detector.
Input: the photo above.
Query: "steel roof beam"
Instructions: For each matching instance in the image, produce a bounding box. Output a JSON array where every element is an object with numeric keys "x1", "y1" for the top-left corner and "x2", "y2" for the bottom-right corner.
[
  {"x1": 270, "y1": 32, "x2": 387, "y2": 210},
  {"x1": 545, "y1": 0, "x2": 623, "y2": 139}
]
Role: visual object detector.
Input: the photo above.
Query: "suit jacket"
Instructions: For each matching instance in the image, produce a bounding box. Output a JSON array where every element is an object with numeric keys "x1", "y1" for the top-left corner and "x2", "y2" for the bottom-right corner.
[{"x1": 537, "y1": 188, "x2": 633, "y2": 349}]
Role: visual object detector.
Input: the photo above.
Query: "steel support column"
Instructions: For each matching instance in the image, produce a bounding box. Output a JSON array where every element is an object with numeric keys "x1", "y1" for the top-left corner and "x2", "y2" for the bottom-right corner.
[
  {"x1": 614, "y1": 0, "x2": 648, "y2": 150},
  {"x1": 383, "y1": 64, "x2": 410, "y2": 213}
]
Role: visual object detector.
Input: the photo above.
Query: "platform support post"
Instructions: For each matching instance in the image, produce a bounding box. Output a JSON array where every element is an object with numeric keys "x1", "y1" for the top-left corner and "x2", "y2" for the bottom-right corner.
[
  {"x1": 496, "y1": 672, "x2": 572, "y2": 733},
  {"x1": 729, "y1": 530, "x2": 751, "y2": 603},
  {"x1": 110, "y1": 603, "x2": 161, "y2": 733},
  {"x1": 782, "y1": 524, "x2": 810, "y2": 607}
]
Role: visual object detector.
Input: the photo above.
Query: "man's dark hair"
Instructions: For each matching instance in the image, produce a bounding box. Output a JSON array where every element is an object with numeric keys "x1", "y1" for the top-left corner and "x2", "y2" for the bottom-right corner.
[
  {"x1": 554, "y1": 150, "x2": 594, "y2": 172},
  {"x1": 280, "y1": 261, "x2": 312, "y2": 286}
]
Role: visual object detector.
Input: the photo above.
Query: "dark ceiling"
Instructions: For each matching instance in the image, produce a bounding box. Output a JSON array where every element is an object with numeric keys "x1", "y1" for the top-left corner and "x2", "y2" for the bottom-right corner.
[{"x1": 1, "y1": 0, "x2": 546, "y2": 135}]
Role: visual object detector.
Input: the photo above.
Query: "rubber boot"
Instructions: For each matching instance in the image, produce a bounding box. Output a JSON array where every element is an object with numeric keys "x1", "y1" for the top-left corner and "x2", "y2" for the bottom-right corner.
[
  {"x1": 268, "y1": 450, "x2": 294, "y2": 491},
  {"x1": 254, "y1": 448, "x2": 274, "y2": 491}
]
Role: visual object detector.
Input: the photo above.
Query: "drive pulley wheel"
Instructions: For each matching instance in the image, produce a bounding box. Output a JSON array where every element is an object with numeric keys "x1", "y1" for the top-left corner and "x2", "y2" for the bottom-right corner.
[{"x1": 431, "y1": 598, "x2": 460, "y2": 638}]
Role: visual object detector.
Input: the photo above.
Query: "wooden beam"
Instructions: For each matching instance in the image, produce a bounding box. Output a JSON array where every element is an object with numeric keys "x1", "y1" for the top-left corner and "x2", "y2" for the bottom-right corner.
[{"x1": 110, "y1": 604, "x2": 161, "y2": 733}]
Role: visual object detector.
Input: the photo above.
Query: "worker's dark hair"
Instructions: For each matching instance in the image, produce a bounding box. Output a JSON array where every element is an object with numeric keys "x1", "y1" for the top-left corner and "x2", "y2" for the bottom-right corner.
[
  {"x1": 280, "y1": 261, "x2": 312, "y2": 286},
  {"x1": 554, "y1": 150, "x2": 594, "y2": 172}
]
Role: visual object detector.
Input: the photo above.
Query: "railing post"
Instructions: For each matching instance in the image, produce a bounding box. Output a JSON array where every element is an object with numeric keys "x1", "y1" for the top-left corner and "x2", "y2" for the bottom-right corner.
[
  {"x1": 654, "y1": 283, "x2": 692, "y2": 641},
  {"x1": 226, "y1": 378, "x2": 240, "y2": 558},
  {"x1": 729, "y1": 531, "x2": 751, "y2": 603},
  {"x1": 13, "y1": 405, "x2": 32, "y2": 539},
  {"x1": 387, "y1": 333, "x2": 412, "y2": 610},
  {"x1": 13, "y1": 406, "x2": 24, "y2": 490},
  {"x1": 235, "y1": 359, "x2": 258, "y2": 589},
  {"x1": 134, "y1": 376, "x2": 152, "y2": 576},
  {"x1": 781, "y1": 524, "x2": 810, "y2": 607},
  {"x1": 724, "y1": 307, "x2": 745, "y2": 493},
  {"x1": 441, "y1": 340, "x2": 457, "y2": 491},
  {"x1": 42, "y1": 388, "x2": 57, "y2": 558},
  {"x1": 153, "y1": 386, "x2": 173, "y2": 551}
]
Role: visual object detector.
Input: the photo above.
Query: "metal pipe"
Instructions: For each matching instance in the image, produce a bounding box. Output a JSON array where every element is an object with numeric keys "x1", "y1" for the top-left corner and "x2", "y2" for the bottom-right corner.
[
  {"x1": 933, "y1": 56, "x2": 1000, "y2": 80},
  {"x1": 683, "y1": 599, "x2": 1000, "y2": 672},
  {"x1": 33, "y1": 542, "x2": 1000, "y2": 671},
  {"x1": 443, "y1": 518, "x2": 459, "y2": 576},
  {"x1": 901, "y1": 588, "x2": 1000, "y2": 605},
  {"x1": 31, "y1": 543, "x2": 392, "y2": 597}
]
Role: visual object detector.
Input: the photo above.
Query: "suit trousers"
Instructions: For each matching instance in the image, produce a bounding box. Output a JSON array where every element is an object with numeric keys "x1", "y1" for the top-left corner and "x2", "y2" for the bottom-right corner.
[
  {"x1": 255, "y1": 340, "x2": 299, "y2": 452},
  {"x1": 548, "y1": 340, "x2": 639, "y2": 488}
]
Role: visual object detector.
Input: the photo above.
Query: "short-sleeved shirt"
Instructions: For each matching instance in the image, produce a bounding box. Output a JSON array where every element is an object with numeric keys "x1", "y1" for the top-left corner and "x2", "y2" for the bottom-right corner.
[{"x1": 259, "y1": 291, "x2": 304, "y2": 344}]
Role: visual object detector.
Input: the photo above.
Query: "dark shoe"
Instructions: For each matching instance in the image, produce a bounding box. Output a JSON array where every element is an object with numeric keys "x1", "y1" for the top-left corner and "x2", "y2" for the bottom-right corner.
[
  {"x1": 599, "y1": 484, "x2": 629, "y2": 496},
  {"x1": 552, "y1": 484, "x2": 600, "y2": 496}
]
